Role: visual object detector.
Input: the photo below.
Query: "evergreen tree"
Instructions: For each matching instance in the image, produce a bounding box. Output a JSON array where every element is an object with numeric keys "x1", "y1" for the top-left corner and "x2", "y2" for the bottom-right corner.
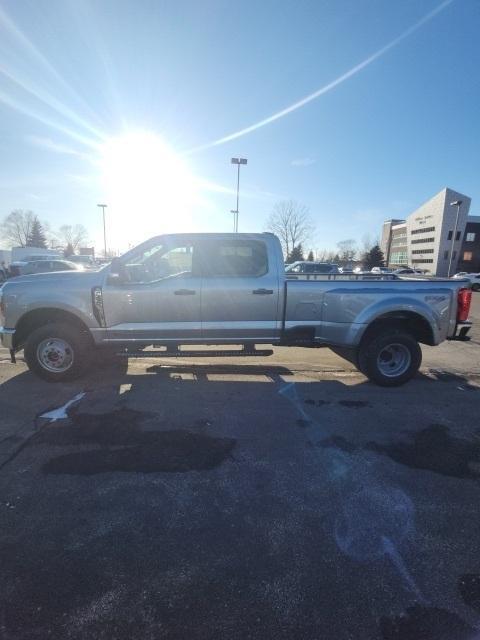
[
  {"x1": 64, "y1": 243, "x2": 74, "y2": 258},
  {"x1": 286, "y1": 244, "x2": 304, "y2": 263},
  {"x1": 26, "y1": 216, "x2": 47, "y2": 248},
  {"x1": 363, "y1": 245, "x2": 385, "y2": 270},
  {"x1": 307, "y1": 250, "x2": 314, "y2": 261}
]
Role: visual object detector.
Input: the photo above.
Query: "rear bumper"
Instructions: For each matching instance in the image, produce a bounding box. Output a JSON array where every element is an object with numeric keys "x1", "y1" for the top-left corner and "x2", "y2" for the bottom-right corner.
[
  {"x1": 0, "y1": 327, "x2": 15, "y2": 350},
  {"x1": 448, "y1": 321, "x2": 472, "y2": 341}
]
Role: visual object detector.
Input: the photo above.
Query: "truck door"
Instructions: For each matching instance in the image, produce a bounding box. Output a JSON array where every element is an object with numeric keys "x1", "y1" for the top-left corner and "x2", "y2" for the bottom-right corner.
[
  {"x1": 102, "y1": 236, "x2": 201, "y2": 342},
  {"x1": 198, "y1": 236, "x2": 280, "y2": 340}
]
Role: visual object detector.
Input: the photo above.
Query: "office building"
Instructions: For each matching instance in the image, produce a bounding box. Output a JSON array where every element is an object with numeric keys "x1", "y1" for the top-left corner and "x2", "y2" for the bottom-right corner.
[{"x1": 380, "y1": 188, "x2": 480, "y2": 276}]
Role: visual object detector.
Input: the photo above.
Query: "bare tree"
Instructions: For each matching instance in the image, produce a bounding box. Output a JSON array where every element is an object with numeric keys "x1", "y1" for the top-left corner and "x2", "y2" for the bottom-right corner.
[
  {"x1": 336, "y1": 239, "x2": 357, "y2": 265},
  {"x1": 266, "y1": 200, "x2": 314, "y2": 257},
  {"x1": 57, "y1": 224, "x2": 88, "y2": 251},
  {"x1": 0, "y1": 210, "x2": 36, "y2": 247}
]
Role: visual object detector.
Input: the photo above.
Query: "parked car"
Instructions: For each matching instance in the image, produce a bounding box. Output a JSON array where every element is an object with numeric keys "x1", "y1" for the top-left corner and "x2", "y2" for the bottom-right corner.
[
  {"x1": 0, "y1": 232, "x2": 472, "y2": 387},
  {"x1": 285, "y1": 261, "x2": 340, "y2": 275},
  {"x1": 453, "y1": 272, "x2": 480, "y2": 291},
  {"x1": 9, "y1": 259, "x2": 84, "y2": 277},
  {"x1": 371, "y1": 267, "x2": 393, "y2": 274},
  {"x1": 393, "y1": 267, "x2": 425, "y2": 275},
  {"x1": 68, "y1": 255, "x2": 97, "y2": 269}
]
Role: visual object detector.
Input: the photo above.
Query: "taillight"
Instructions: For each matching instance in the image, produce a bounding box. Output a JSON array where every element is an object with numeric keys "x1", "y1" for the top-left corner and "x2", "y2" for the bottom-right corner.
[{"x1": 457, "y1": 288, "x2": 472, "y2": 322}]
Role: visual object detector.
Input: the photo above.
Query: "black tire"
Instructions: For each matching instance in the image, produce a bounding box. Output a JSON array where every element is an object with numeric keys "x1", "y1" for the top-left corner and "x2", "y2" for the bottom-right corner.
[
  {"x1": 24, "y1": 322, "x2": 93, "y2": 382},
  {"x1": 472, "y1": 283, "x2": 480, "y2": 292},
  {"x1": 358, "y1": 329, "x2": 422, "y2": 387}
]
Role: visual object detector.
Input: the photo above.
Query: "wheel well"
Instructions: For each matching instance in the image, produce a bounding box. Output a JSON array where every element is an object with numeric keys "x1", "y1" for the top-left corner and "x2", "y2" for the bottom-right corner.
[
  {"x1": 360, "y1": 312, "x2": 434, "y2": 347},
  {"x1": 14, "y1": 308, "x2": 93, "y2": 350}
]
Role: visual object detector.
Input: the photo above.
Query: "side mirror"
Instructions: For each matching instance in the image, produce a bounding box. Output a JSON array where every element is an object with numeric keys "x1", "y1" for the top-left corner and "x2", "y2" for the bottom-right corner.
[{"x1": 107, "y1": 258, "x2": 127, "y2": 284}]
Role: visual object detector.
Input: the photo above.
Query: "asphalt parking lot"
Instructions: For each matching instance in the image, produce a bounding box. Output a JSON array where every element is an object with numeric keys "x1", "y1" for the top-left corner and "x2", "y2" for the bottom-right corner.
[{"x1": 1, "y1": 295, "x2": 480, "y2": 640}]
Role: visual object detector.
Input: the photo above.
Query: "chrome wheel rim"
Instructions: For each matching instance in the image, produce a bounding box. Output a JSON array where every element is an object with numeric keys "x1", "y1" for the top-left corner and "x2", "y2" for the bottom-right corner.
[
  {"x1": 37, "y1": 338, "x2": 74, "y2": 373},
  {"x1": 377, "y1": 343, "x2": 411, "y2": 378}
]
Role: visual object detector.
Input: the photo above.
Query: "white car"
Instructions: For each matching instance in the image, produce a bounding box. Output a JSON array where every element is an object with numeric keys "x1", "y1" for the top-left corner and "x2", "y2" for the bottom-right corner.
[
  {"x1": 453, "y1": 272, "x2": 480, "y2": 291},
  {"x1": 371, "y1": 267, "x2": 393, "y2": 274}
]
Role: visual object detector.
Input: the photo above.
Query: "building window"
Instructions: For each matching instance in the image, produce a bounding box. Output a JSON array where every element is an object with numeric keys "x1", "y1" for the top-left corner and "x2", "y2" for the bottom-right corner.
[
  {"x1": 447, "y1": 230, "x2": 453, "y2": 240},
  {"x1": 463, "y1": 252, "x2": 473, "y2": 261},
  {"x1": 452, "y1": 251, "x2": 457, "y2": 260},
  {"x1": 411, "y1": 237, "x2": 434, "y2": 244},
  {"x1": 412, "y1": 249, "x2": 434, "y2": 254},
  {"x1": 444, "y1": 250, "x2": 449, "y2": 260},
  {"x1": 456, "y1": 231, "x2": 461, "y2": 241},
  {"x1": 412, "y1": 259, "x2": 433, "y2": 264},
  {"x1": 466, "y1": 233, "x2": 476, "y2": 242},
  {"x1": 411, "y1": 226, "x2": 435, "y2": 235}
]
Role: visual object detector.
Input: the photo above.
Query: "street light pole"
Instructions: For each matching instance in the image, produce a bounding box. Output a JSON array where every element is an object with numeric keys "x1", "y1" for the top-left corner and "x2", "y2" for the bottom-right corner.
[
  {"x1": 230, "y1": 157, "x2": 247, "y2": 232},
  {"x1": 97, "y1": 203, "x2": 107, "y2": 258},
  {"x1": 447, "y1": 200, "x2": 462, "y2": 277}
]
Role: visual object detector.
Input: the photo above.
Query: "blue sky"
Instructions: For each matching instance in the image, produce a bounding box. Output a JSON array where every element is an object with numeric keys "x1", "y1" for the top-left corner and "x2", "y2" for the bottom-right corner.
[{"x1": 0, "y1": 0, "x2": 478, "y2": 253}]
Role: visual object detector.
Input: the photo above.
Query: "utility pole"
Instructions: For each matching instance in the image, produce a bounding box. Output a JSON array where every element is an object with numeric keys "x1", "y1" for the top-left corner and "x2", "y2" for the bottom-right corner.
[
  {"x1": 230, "y1": 157, "x2": 247, "y2": 232},
  {"x1": 97, "y1": 203, "x2": 107, "y2": 258}
]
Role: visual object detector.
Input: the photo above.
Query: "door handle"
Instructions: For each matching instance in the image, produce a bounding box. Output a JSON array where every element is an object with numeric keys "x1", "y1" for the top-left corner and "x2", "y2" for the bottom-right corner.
[
  {"x1": 174, "y1": 289, "x2": 196, "y2": 295},
  {"x1": 252, "y1": 288, "x2": 274, "y2": 295}
]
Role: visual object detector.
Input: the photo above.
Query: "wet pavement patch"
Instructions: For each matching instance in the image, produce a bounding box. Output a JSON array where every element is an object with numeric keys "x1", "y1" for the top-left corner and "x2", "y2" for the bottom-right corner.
[
  {"x1": 304, "y1": 398, "x2": 331, "y2": 407},
  {"x1": 338, "y1": 400, "x2": 371, "y2": 408},
  {"x1": 43, "y1": 430, "x2": 236, "y2": 475},
  {"x1": 458, "y1": 574, "x2": 480, "y2": 612},
  {"x1": 367, "y1": 424, "x2": 480, "y2": 479},
  {"x1": 34, "y1": 407, "x2": 154, "y2": 447},
  {"x1": 379, "y1": 605, "x2": 475, "y2": 640},
  {"x1": 36, "y1": 408, "x2": 236, "y2": 475}
]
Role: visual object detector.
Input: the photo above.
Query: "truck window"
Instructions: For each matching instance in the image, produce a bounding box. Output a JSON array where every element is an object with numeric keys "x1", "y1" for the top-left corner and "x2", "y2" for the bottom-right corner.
[
  {"x1": 202, "y1": 240, "x2": 268, "y2": 277},
  {"x1": 125, "y1": 242, "x2": 195, "y2": 283}
]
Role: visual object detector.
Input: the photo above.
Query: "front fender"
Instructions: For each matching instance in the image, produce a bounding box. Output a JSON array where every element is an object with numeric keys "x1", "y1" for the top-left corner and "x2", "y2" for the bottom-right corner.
[{"x1": 7, "y1": 290, "x2": 97, "y2": 330}]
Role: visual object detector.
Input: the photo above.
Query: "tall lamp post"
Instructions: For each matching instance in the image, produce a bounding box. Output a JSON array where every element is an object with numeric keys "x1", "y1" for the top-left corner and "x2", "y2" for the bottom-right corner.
[
  {"x1": 447, "y1": 199, "x2": 462, "y2": 277},
  {"x1": 230, "y1": 157, "x2": 247, "y2": 232},
  {"x1": 97, "y1": 203, "x2": 107, "y2": 258}
]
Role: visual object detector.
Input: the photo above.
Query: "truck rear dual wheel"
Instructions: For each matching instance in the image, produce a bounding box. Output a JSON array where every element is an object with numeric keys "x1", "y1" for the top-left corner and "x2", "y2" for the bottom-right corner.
[
  {"x1": 24, "y1": 322, "x2": 93, "y2": 382},
  {"x1": 358, "y1": 329, "x2": 422, "y2": 387}
]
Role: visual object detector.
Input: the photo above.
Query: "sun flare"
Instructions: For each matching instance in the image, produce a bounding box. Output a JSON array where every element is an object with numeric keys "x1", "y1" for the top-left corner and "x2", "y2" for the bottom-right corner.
[{"x1": 98, "y1": 131, "x2": 199, "y2": 249}]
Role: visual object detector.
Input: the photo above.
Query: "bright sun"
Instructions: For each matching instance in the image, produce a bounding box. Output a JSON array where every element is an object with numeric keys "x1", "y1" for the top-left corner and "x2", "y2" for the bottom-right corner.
[{"x1": 98, "y1": 131, "x2": 199, "y2": 249}]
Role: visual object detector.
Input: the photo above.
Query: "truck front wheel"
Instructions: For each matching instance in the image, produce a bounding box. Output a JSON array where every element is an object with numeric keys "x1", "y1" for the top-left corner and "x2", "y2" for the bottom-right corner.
[
  {"x1": 24, "y1": 322, "x2": 92, "y2": 382},
  {"x1": 358, "y1": 329, "x2": 422, "y2": 387}
]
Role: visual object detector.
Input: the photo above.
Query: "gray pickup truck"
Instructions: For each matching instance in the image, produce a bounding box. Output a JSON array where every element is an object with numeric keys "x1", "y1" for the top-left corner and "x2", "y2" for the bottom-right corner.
[{"x1": 0, "y1": 232, "x2": 473, "y2": 386}]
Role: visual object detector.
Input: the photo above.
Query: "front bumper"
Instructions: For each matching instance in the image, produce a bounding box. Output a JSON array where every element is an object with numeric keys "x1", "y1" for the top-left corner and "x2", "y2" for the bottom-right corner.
[
  {"x1": 448, "y1": 321, "x2": 472, "y2": 341},
  {"x1": 0, "y1": 327, "x2": 15, "y2": 350}
]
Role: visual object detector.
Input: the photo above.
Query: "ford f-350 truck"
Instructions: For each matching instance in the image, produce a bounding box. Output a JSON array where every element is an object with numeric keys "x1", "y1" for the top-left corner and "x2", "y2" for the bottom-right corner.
[{"x1": 0, "y1": 233, "x2": 472, "y2": 386}]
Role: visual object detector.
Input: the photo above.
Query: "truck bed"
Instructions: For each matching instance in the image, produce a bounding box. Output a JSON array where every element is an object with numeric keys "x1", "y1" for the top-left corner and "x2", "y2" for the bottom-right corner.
[{"x1": 284, "y1": 275, "x2": 467, "y2": 347}]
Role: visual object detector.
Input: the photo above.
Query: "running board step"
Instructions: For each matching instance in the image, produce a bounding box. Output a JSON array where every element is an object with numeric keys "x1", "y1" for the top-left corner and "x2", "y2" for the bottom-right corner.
[{"x1": 116, "y1": 349, "x2": 274, "y2": 358}]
